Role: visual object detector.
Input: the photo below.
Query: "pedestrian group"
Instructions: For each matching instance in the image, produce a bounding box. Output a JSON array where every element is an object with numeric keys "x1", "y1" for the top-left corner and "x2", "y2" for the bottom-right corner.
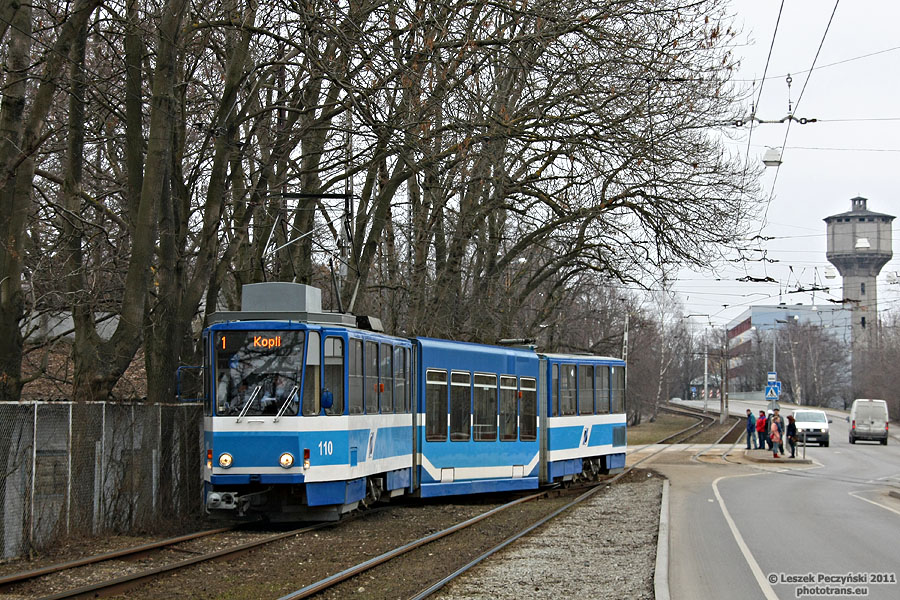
[{"x1": 747, "y1": 407, "x2": 798, "y2": 458}]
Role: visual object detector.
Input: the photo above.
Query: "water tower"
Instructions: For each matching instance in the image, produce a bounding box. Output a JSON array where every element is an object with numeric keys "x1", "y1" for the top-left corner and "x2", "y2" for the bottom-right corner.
[{"x1": 824, "y1": 197, "x2": 894, "y2": 390}]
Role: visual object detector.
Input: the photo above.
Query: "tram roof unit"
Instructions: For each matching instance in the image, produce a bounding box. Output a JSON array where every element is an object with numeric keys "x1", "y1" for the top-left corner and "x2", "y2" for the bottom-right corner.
[{"x1": 206, "y1": 282, "x2": 360, "y2": 329}]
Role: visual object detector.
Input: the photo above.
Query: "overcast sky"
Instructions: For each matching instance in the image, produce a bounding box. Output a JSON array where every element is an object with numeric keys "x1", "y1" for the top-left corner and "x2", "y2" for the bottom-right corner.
[{"x1": 673, "y1": 0, "x2": 900, "y2": 328}]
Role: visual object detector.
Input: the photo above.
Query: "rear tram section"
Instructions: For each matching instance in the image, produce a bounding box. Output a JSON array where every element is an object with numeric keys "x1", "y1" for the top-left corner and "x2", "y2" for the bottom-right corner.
[
  {"x1": 542, "y1": 355, "x2": 627, "y2": 482},
  {"x1": 201, "y1": 283, "x2": 626, "y2": 521}
]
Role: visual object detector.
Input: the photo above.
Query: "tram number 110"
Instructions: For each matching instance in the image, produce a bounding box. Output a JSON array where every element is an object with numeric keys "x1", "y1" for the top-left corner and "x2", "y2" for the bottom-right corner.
[{"x1": 318, "y1": 441, "x2": 333, "y2": 456}]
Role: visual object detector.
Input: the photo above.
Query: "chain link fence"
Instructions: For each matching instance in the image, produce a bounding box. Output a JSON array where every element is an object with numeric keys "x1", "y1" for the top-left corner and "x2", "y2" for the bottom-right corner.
[{"x1": 0, "y1": 401, "x2": 203, "y2": 559}]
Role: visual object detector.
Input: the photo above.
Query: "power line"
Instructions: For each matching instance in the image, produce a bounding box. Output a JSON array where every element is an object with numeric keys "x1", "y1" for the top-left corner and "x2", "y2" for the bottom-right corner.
[
  {"x1": 733, "y1": 44, "x2": 900, "y2": 82},
  {"x1": 744, "y1": 0, "x2": 786, "y2": 175},
  {"x1": 769, "y1": 0, "x2": 842, "y2": 196}
]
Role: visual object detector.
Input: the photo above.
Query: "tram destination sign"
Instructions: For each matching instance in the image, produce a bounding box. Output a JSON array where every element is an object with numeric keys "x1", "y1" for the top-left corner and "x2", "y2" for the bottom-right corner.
[{"x1": 216, "y1": 331, "x2": 286, "y2": 352}]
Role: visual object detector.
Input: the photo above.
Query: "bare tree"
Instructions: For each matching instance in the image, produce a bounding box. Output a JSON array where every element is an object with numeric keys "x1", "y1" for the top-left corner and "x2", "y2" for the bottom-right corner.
[
  {"x1": 5, "y1": 0, "x2": 763, "y2": 406},
  {"x1": 775, "y1": 321, "x2": 849, "y2": 408},
  {"x1": 338, "y1": 0, "x2": 759, "y2": 341},
  {"x1": 0, "y1": 0, "x2": 104, "y2": 402}
]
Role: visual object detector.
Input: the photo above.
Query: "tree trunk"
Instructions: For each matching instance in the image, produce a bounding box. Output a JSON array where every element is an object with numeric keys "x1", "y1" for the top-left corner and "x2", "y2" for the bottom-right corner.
[
  {"x1": 0, "y1": 1, "x2": 32, "y2": 403},
  {"x1": 69, "y1": 0, "x2": 187, "y2": 401},
  {"x1": 146, "y1": 0, "x2": 255, "y2": 404}
]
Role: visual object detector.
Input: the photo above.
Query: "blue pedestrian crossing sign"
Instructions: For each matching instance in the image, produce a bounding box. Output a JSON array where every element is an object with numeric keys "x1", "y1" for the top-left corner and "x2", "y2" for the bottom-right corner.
[{"x1": 765, "y1": 381, "x2": 781, "y2": 400}]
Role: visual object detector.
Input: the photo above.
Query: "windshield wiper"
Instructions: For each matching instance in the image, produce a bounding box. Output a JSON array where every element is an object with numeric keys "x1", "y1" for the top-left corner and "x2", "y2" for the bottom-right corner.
[
  {"x1": 274, "y1": 386, "x2": 299, "y2": 422},
  {"x1": 236, "y1": 386, "x2": 262, "y2": 422}
]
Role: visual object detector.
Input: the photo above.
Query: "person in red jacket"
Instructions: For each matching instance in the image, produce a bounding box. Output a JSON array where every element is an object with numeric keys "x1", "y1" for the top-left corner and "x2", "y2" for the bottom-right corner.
[{"x1": 756, "y1": 410, "x2": 767, "y2": 450}]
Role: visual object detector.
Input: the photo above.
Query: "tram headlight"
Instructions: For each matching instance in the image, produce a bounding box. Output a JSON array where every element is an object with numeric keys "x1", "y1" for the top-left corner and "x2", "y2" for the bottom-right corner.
[
  {"x1": 279, "y1": 452, "x2": 294, "y2": 468},
  {"x1": 218, "y1": 453, "x2": 233, "y2": 468}
]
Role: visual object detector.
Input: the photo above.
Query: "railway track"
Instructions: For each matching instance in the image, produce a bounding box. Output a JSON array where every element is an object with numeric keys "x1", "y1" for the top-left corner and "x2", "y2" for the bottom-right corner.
[
  {"x1": 274, "y1": 478, "x2": 648, "y2": 600},
  {"x1": 0, "y1": 521, "x2": 342, "y2": 599},
  {"x1": 0, "y1": 525, "x2": 233, "y2": 592},
  {"x1": 691, "y1": 413, "x2": 746, "y2": 461},
  {"x1": 654, "y1": 404, "x2": 718, "y2": 444},
  {"x1": 651, "y1": 404, "x2": 745, "y2": 460},
  {"x1": 2, "y1": 415, "x2": 698, "y2": 600},
  {"x1": 274, "y1": 416, "x2": 713, "y2": 600}
]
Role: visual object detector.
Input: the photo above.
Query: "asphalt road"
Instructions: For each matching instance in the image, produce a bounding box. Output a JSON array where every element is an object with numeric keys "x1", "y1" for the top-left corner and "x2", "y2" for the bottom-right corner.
[{"x1": 657, "y1": 398, "x2": 900, "y2": 600}]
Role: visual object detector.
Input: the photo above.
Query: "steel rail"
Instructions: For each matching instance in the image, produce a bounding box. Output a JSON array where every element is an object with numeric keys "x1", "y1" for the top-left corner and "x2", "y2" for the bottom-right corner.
[
  {"x1": 278, "y1": 411, "x2": 712, "y2": 600},
  {"x1": 0, "y1": 526, "x2": 234, "y2": 590},
  {"x1": 34, "y1": 522, "x2": 335, "y2": 600},
  {"x1": 656, "y1": 405, "x2": 718, "y2": 445},
  {"x1": 275, "y1": 491, "x2": 547, "y2": 600},
  {"x1": 691, "y1": 415, "x2": 744, "y2": 461},
  {"x1": 407, "y1": 410, "x2": 721, "y2": 598},
  {"x1": 409, "y1": 479, "x2": 614, "y2": 599}
]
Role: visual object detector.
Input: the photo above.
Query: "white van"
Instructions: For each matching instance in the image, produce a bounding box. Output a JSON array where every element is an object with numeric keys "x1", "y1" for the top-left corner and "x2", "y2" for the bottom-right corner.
[{"x1": 849, "y1": 399, "x2": 890, "y2": 445}]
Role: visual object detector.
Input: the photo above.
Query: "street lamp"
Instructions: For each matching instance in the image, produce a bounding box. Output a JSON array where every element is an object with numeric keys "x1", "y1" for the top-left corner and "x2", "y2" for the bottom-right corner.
[
  {"x1": 772, "y1": 315, "x2": 800, "y2": 406},
  {"x1": 772, "y1": 315, "x2": 800, "y2": 372},
  {"x1": 762, "y1": 147, "x2": 783, "y2": 167}
]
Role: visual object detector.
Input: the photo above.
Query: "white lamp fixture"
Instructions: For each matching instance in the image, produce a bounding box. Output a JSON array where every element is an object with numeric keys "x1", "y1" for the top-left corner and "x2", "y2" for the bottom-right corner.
[{"x1": 762, "y1": 147, "x2": 783, "y2": 167}]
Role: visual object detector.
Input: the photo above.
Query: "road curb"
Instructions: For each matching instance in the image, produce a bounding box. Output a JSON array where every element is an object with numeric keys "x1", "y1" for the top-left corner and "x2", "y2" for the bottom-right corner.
[
  {"x1": 741, "y1": 450, "x2": 813, "y2": 464},
  {"x1": 654, "y1": 478, "x2": 670, "y2": 600}
]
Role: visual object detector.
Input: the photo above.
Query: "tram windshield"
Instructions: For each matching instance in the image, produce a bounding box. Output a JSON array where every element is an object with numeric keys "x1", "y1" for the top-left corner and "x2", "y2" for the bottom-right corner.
[{"x1": 213, "y1": 330, "x2": 304, "y2": 417}]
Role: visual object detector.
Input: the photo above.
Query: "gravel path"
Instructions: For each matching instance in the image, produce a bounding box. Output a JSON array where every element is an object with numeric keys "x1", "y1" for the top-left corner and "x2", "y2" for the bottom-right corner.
[{"x1": 434, "y1": 471, "x2": 663, "y2": 600}]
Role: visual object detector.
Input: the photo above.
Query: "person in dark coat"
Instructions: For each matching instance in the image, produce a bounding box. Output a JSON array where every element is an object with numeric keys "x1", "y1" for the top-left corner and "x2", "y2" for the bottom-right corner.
[
  {"x1": 786, "y1": 415, "x2": 798, "y2": 458},
  {"x1": 745, "y1": 409, "x2": 757, "y2": 449}
]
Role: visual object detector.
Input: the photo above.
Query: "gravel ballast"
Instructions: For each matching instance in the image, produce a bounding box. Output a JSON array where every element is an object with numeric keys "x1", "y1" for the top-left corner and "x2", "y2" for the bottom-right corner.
[{"x1": 434, "y1": 472, "x2": 663, "y2": 600}]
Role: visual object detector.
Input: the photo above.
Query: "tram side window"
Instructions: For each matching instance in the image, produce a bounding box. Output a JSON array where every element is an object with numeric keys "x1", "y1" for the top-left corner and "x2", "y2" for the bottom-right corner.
[
  {"x1": 499, "y1": 376, "x2": 517, "y2": 441},
  {"x1": 303, "y1": 331, "x2": 321, "y2": 415},
  {"x1": 611, "y1": 366, "x2": 626, "y2": 414},
  {"x1": 596, "y1": 367, "x2": 610, "y2": 415},
  {"x1": 520, "y1": 378, "x2": 537, "y2": 441},
  {"x1": 380, "y1": 343, "x2": 393, "y2": 413},
  {"x1": 394, "y1": 346, "x2": 408, "y2": 413},
  {"x1": 426, "y1": 370, "x2": 447, "y2": 441},
  {"x1": 560, "y1": 364, "x2": 577, "y2": 416},
  {"x1": 474, "y1": 374, "x2": 498, "y2": 441},
  {"x1": 578, "y1": 365, "x2": 594, "y2": 415},
  {"x1": 552, "y1": 364, "x2": 559, "y2": 416},
  {"x1": 365, "y1": 341, "x2": 379, "y2": 413},
  {"x1": 349, "y1": 339, "x2": 363, "y2": 414},
  {"x1": 450, "y1": 371, "x2": 471, "y2": 441},
  {"x1": 324, "y1": 337, "x2": 344, "y2": 415}
]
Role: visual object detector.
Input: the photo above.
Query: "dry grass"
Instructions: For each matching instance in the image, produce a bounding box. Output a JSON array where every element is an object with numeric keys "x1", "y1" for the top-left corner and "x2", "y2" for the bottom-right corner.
[{"x1": 627, "y1": 413, "x2": 697, "y2": 446}]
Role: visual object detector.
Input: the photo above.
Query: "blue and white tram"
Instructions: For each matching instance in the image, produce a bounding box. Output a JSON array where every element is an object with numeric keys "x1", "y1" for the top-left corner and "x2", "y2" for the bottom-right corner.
[
  {"x1": 202, "y1": 283, "x2": 414, "y2": 521},
  {"x1": 541, "y1": 354, "x2": 627, "y2": 483},
  {"x1": 415, "y1": 337, "x2": 542, "y2": 497},
  {"x1": 200, "y1": 283, "x2": 627, "y2": 521}
]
